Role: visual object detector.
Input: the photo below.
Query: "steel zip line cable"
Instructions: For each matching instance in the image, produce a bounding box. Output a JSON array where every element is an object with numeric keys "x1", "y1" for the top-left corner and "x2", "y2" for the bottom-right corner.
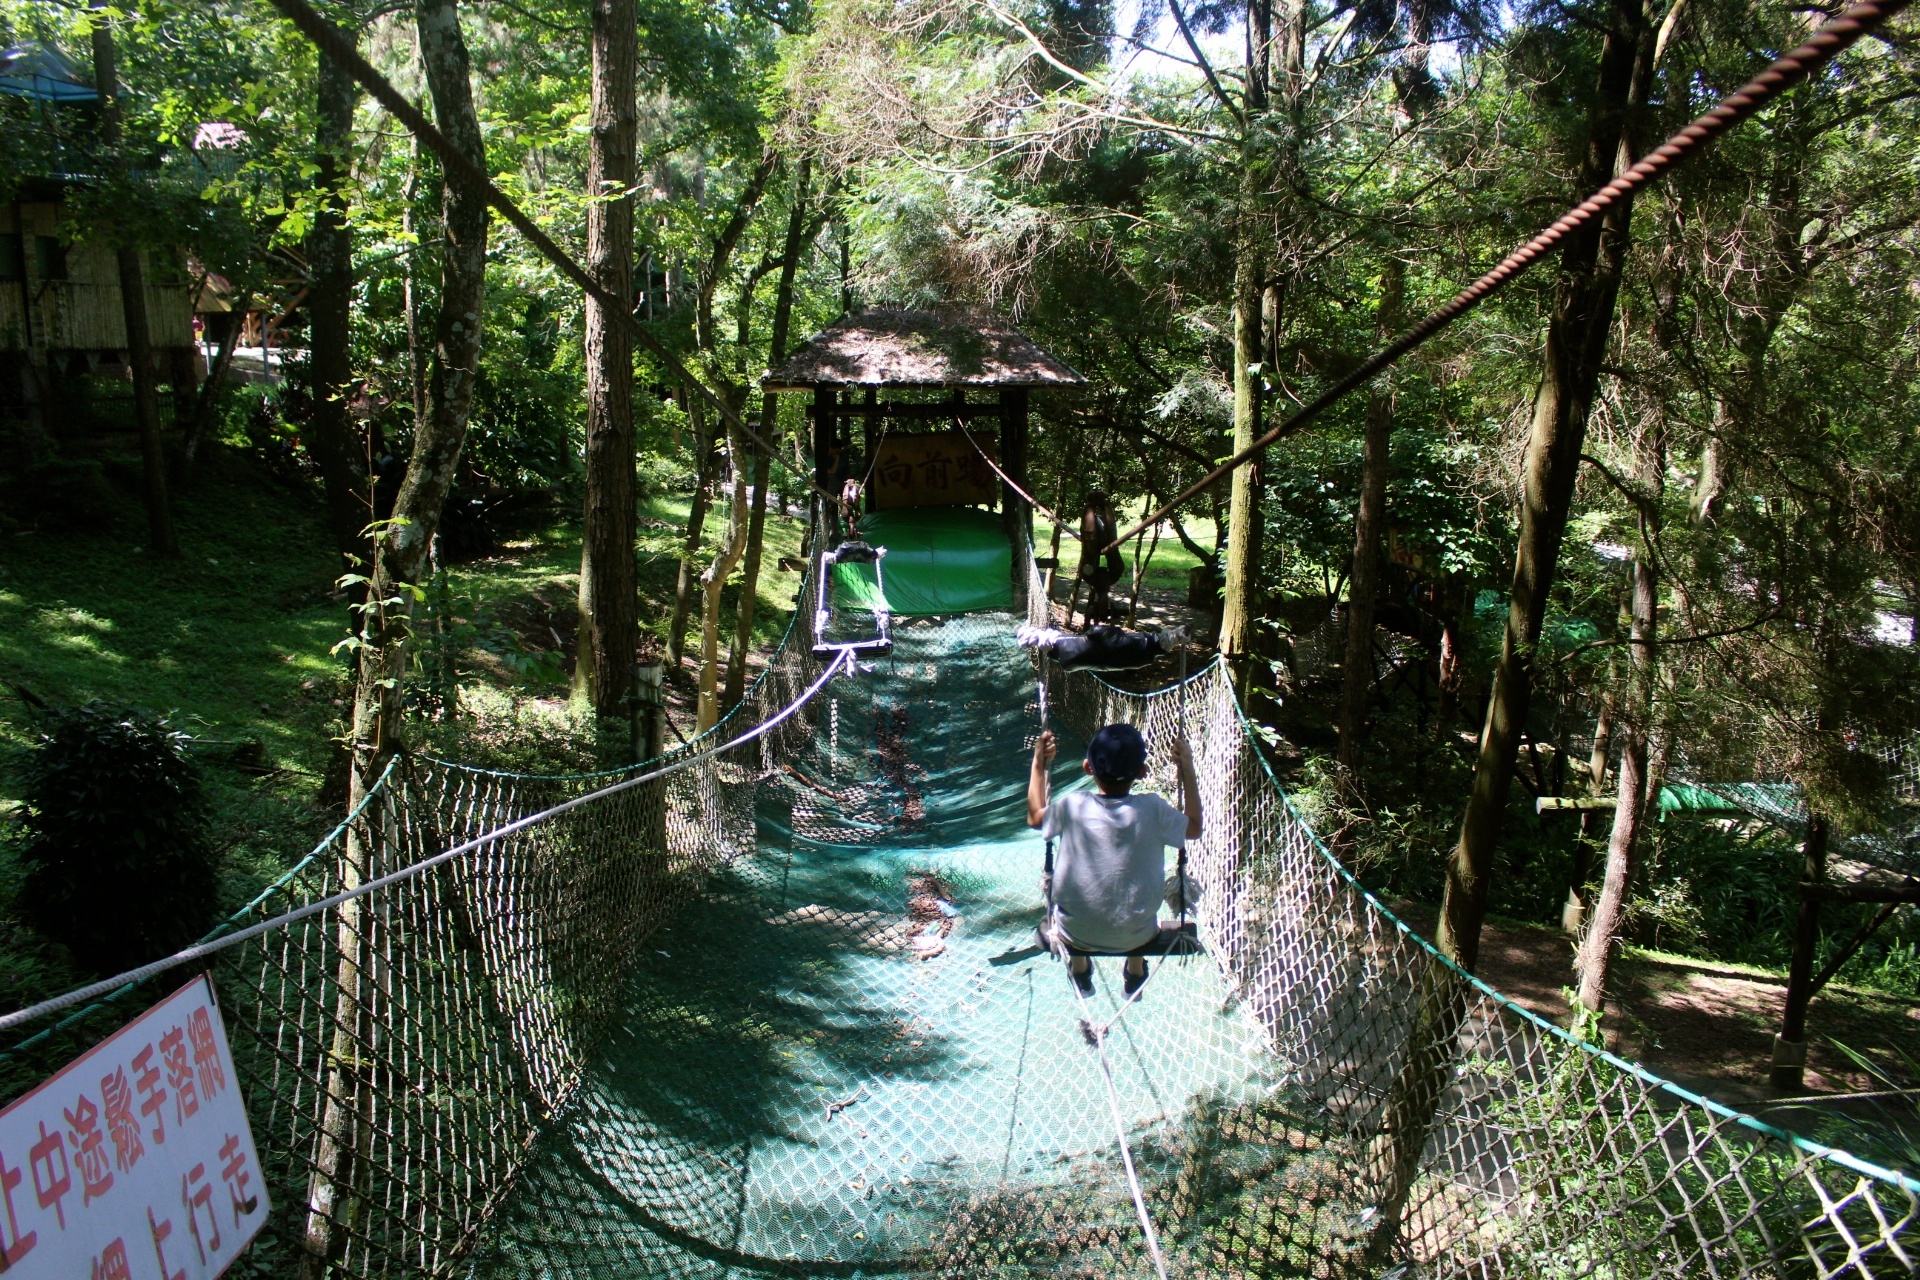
[{"x1": 1103, "y1": 0, "x2": 1911, "y2": 553}]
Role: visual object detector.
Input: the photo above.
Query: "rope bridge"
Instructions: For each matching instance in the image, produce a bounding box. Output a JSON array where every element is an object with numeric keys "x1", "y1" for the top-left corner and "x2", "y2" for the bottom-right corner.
[{"x1": 3, "y1": 560, "x2": 1914, "y2": 1278}]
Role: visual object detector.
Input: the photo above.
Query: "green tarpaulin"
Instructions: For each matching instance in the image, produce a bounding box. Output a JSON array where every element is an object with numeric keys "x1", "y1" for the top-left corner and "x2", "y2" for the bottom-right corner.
[
  {"x1": 1659, "y1": 782, "x2": 1803, "y2": 817},
  {"x1": 832, "y1": 506, "x2": 1014, "y2": 615}
]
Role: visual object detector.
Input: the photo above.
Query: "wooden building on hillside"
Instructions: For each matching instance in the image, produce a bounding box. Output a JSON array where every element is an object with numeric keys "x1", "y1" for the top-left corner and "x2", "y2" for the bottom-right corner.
[
  {"x1": 2, "y1": 42, "x2": 204, "y2": 435},
  {"x1": 2, "y1": 186, "x2": 201, "y2": 433}
]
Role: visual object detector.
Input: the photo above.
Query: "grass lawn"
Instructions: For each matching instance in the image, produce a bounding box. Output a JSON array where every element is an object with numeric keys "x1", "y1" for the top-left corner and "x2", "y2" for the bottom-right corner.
[
  {"x1": 0, "y1": 451, "x2": 352, "y2": 1010},
  {"x1": 0, "y1": 464, "x2": 349, "y2": 780},
  {"x1": 0, "y1": 448, "x2": 811, "y2": 1014},
  {"x1": 1032, "y1": 511, "x2": 1216, "y2": 619}
]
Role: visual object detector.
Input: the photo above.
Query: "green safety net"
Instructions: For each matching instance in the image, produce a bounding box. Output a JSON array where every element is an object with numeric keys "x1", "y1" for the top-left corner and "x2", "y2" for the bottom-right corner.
[
  {"x1": 832, "y1": 506, "x2": 1014, "y2": 615},
  {"x1": 4, "y1": 552, "x2": 1916, "y2": 1279},
  {"x1": 473, "y1": 617, "x2": 1272, "y2": 1277},
  {"x1": 1659, "y1": 782, "x2": 1802, "y2": 816}
]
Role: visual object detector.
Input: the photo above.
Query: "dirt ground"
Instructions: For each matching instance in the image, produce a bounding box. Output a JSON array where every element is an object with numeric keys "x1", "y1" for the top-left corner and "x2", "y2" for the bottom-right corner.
[{"x1": 1392, "y1": 902, "x2": 1920, "y2": 1116}]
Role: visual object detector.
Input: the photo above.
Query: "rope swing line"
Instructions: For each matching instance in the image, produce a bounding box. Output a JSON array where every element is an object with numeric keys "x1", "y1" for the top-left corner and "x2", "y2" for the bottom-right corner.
[
  {"x1": 1101, "y1": 0, "x2": 1913, "y2": 554},
  {"x1": 950, "y1": 414, "x2": 1083, "y2": 542},
  {"x1": 0, "y1": 648, "x2": 857, "y2": 1036},
  {"x1": 257, "y1": 0, "x2": 838, "y2": 507},
  {"x1": 1063, "y1": 958, "x2": 1173, "y2": 1280},
  {"x1": 1033, "y1": 658, "x2": 1208, "y2": 1280}
]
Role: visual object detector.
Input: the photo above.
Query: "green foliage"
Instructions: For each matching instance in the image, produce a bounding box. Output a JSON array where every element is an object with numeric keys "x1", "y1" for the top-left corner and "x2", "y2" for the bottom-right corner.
[
  {"x1": 12, "y1": 702, "x2": 217, "y2": 975},
  {"x1": 1779, "y1": 1037, "x2": 1920, "y2": 1176}
]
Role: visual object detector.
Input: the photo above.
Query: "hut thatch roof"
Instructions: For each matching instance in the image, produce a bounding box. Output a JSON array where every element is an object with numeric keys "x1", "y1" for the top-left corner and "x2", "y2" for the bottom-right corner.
[{"x1": 762, "y1": 309, "x2": 1084, "y2": 390}]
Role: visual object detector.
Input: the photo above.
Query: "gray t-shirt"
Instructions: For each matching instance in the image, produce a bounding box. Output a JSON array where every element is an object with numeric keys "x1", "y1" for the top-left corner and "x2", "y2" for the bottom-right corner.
[{"x1": 1043, "y1": 789, "x2": 1189, "y2": 952}]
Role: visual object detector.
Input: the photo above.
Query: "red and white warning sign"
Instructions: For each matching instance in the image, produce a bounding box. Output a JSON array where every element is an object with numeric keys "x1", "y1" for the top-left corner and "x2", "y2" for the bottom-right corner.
[{"x1": 0, "y1": 975, "x2": 268, "y2": 1279}]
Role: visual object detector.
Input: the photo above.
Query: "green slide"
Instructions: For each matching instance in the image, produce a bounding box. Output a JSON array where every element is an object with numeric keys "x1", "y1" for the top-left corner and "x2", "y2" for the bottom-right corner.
[{"x1": 831, "y1": 506, "x2": 1014, "y2": 615}]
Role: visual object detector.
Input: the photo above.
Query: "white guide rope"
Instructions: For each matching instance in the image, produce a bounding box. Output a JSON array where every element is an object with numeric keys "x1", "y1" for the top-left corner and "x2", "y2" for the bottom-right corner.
[
  {"x1": 1057, "y1": 937, "x2": 1172, "y2": 1280},
  {"x1": 0, "y1": 649, "x2": 856, "y2": 1035}
]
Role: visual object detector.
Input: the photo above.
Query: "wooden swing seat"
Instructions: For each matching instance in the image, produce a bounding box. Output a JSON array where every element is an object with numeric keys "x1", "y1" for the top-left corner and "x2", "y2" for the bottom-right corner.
[{"x1": 1037, "y1": 921, "x2": 1201, "y2": 959}]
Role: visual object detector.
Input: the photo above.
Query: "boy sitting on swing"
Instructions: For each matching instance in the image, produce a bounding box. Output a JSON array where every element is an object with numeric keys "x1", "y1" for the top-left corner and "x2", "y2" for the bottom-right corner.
[{"x1": 1027, "y1": 723, "x2": 1202, "y2": 997}]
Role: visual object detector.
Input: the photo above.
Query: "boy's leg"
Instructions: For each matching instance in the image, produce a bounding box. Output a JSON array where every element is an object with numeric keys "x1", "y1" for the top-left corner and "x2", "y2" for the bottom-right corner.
[
  {"x1": 1123, "y1": 956, "x2": 1145, "y2": 978},
  {"x1": 1068, "y1": 953, "x2": 1094, "y2": 995}
]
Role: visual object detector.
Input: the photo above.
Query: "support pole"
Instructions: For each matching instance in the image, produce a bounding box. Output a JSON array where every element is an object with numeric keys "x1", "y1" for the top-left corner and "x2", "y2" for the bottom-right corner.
[
  {"x1": 632, "y1": 661, "x2": 665, "y2": 763},
  {"x1": 1807, "y1": 900, "x2": 1900, "y2": 1001},
  {"x1": 632, "y1": 661, "x2": 668, "y2": 855},
  {"x1": 862, "y1": 386, "x2": 877, "y2": 504},
  {"x1": 813, "y1": 385, "x2": 836, "y2": 504},
  {"x1": 1772, "y1": 813, "x2": 1829, "y2": 1092},
  {"x1": 1002, "y1": 387, "x2": 1031, "y2": 608}
]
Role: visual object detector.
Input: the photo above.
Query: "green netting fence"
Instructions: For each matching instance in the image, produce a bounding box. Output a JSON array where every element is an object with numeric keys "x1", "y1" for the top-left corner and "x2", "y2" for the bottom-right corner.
[{"x1": 2, "y1": 552, "x2": 1914, "y2": 1278}]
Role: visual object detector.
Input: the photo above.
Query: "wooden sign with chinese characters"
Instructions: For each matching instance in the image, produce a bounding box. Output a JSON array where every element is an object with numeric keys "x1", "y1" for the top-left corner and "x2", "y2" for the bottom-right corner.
[
  {"x1": 0, "y1": 976, "x2": 267, "y2": 1280},
  {"x1": 870, "y1": 430, "x2": 999, "y2": 510}
]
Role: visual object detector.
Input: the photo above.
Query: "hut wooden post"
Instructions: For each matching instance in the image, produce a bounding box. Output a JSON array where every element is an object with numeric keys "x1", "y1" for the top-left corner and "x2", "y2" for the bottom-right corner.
[
  {"x1": 1001, "y1": 387, "x2": 1030, "y2": 607},
  {"x1": 812, "y1": 384, "x2": 836, "y2": 517},
  {"x1": 862, "y1": 386, "x2": 878, "y2": 507}
]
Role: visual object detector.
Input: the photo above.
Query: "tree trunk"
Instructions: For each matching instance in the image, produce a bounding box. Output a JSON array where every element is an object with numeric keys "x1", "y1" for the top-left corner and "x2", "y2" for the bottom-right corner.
[
  {"x1": 404, "y1": 136, "x2": 428, "y2": 434},
  {"x1": 91, "y1": 13, "x2": 178, "y2": 558},
  {"x1": 694, "y1": 152, "x2": 780, "y2": 354},
  {"x1": 669, "y1": 394, "x2": 715, "y2": 668},
  {"x1": 1218, "y1": 240, "x2": 1264, "y2": 673},
  {"x1": 180, "y1": 287, "x2": 253, "y2": 483},
  {"x1": 1337, "y1": 0, "x2": 1435, "y2": 772},
  {"x1": 697, "y1": 426, "x2": 751, "y2": 732},
  {"x1": 1772, "y1": 814, "x2": 1829, "y2": 1091},
  {"x1": 573, "y1": 0, "x2": 639, "y2": 731},
  {"x1": 1436, "y1": 0, "x2": 1650, "y2": 978},
  {"x1": 1435, "y1": 602, "x2": 1462, "y2": 733},
  {"x1": 1337, "y1": 257, "x2": 1404, "y2": 773},
  {"x1": 302, "y1": 1, "x2": 488, "y2": 1270},
  {"x1": 305, "y1": 53, "x2": 367, "y2": 585},
  {"x1": 1366, "y1": 0, "x2": 1650, "y2": 1257},
  {"x1": 673, "y1": 156, "x2": 775, "y2": 670},
  {"x1": 724, "y1": 156, "x2": 812, "y2": 711},
  {"x1": 722, "y1": 434, "x2": 774, "y2": 709},
  {"x1": 1690, "y1": 422, "x2": 1729, "y2": 525},
  {"x1": 1574, "y1": 554, "x2": 1656, "y2": 1013},
  {"x1": 1563, "y1": 698, "x2": 1612, "y2": 934}
]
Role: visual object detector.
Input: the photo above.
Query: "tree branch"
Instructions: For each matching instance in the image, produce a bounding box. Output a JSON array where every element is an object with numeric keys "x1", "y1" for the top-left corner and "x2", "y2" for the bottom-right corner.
[{"x1": 1166, "y1": 0, "x2": 1245, "y2": 124}]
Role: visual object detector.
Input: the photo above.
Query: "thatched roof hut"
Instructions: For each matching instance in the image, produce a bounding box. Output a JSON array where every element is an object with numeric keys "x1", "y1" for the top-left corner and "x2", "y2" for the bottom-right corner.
[{"x1": 762, "y1": 309, "x2": 1082, "y2": 390}]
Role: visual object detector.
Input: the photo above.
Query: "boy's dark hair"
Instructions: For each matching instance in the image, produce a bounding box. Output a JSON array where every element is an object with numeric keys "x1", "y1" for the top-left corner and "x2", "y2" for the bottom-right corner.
[{"x1": 1086, "y1": 723, "x2": 1147, "y2": 793}]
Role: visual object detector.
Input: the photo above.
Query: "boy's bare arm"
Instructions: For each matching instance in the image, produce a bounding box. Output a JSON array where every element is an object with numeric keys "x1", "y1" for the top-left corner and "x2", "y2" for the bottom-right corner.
[
  {"x1": 1027, "y1": 730, "x2": 1057, "y2": 828},
  {"x1": 1176, "y1": 738, "x2": 1203, "y2": 839}
]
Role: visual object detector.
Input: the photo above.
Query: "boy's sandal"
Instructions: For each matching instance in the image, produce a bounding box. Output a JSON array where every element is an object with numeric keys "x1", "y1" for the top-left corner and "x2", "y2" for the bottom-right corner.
[{"x1": 1124, "y1": 960, "x2": 1149, "y2": 997}]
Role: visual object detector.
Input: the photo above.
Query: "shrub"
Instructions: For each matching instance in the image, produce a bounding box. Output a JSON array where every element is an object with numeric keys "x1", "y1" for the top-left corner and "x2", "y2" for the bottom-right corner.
[
  {"x1": 13, "y1": 702, "x2": 218, "y2": 975},
  {"x1": 4, "y1": 458, "x2": 117, "y2": 531}
]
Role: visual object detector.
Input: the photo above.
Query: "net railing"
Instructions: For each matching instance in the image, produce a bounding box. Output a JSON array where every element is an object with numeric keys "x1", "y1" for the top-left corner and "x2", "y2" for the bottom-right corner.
[
  {"x1": 0, "y1": 547, "x2": 1912, "y2": 1278},
  {"x1": 0, "y1": 585, "x2": 833, "y2": 1276},
  {"x1": 1045, "y1": 660, "x2": 1919, "y2": 1277}
]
